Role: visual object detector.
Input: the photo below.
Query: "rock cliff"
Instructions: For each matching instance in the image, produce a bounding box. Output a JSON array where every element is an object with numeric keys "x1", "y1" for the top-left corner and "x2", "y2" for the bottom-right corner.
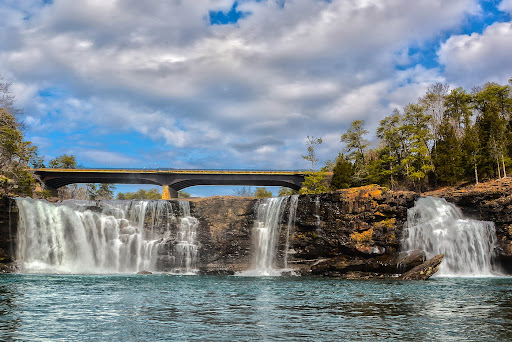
[{"x1": 2, "y1": 179, "x2": 512, "y2": 277}]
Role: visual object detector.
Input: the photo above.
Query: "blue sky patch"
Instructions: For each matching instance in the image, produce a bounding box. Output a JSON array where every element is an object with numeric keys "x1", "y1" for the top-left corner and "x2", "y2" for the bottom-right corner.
[{"x1": 209, "y1": 2, "x2": 249, "y2": 25}]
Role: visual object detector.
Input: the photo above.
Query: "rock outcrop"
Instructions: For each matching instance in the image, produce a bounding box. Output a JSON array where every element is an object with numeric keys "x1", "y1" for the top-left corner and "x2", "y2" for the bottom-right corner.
[
  {"x1": 290, "y1": 185, "x2": 417, "y2": 276},
  {"x1": 1, "y1": 178, "x2": 511, "y2": 277},
  {"x1": 0, "y1": 196, "x2": 17, "y2": 273},
  {"x1": 399, "y1": 254, "x2": 444, "y2": 280}
]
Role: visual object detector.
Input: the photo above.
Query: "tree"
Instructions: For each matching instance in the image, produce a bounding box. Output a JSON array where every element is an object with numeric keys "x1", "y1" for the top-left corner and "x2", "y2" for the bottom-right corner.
[
  {"x1": 461, "y1": 124, "x2": 481, "y2": 184},
  {"x1": 341, "y1": 120, "x2": 369, "y2": 165},
  {"x1": 278, "y1": 187, "x2": 299, "y2": 196},
  {"x1": 401, "y1": 103, "x2": 434, "y2": 192},
  {"x1": 48, "y1": 154, "x2": 78, "y2": 199},
  {"x1": 341, "y1": 120, "x2": 369, "y2": 185},
  {"x1": 432, "y1": 119, "x2": 463, "y2": 185},
  {"x1": 254, "y1": 187, "x2": 273, "y2": 198},
  {"x1": 178, "y1": 190, "x2": 191, "y2": 198},
  {"x1": 48, "y1": 154, "x2": 77, "y2": 169},
  {"x1": 117, "y1": 188, "x2": 161, "y2": 200},
  {"x1": 376, "y1": 110, "x2": 404, "y2": 188},
  {"x1": 444, "y1": 87, "x2": 473, "y2": 134},
  {"x1": 420, "y1": 83, "x2": 449, "y2": 141},
  {"x1": 233, "y1": 186, "x2": 253, "y2": 197},
  {"x1": 96, "y1": 183, "x2": 116, "y2": 200},
  {"x1": 473, "y1": 83, "x2": 511, "y2": 179},
  {"x1": 0, "y1": 77, "x2": 40, "y2": 196},
  {"x1": 330, "y1": 154, "x2": 353, "y2": 189},
  {"x1": 302, "y1": 136, "x2": 322, "y2": 171},
  {"x1": 299, "y1": 171, "x2": 329, "y2": 194}
]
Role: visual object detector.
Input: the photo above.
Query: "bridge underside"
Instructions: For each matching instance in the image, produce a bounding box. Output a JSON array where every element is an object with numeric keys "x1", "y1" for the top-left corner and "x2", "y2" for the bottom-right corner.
[{"x1": 33, "y1": 170, "x2": 305, "y2": 199}]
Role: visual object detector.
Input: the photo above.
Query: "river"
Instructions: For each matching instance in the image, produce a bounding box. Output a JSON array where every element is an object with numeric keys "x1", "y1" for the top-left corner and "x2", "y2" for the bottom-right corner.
[{"x1": 1, "y1": 274, "x2": 512, "y2": 341}]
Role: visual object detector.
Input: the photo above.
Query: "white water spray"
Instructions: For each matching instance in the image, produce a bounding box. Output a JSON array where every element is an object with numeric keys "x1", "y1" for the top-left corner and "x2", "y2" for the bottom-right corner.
[
  {"x1": 15, "y1": 198, "x2": 199, "y2": 274},
  {"x1": 174, "y1": 201, "x2": 199, "y2": 274},
  {"x1": 403, "y1": 197, "x2": 498, "y2": 276},
  {"x1": 241, "y1": 196, "x2": 299, "y2": 276}
]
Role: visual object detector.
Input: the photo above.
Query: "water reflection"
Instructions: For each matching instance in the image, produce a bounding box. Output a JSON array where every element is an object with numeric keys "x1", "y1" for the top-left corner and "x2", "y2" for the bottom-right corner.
[
  {"x1": 0, "y1": 280, "x2": 22, "y2": 340},
  {"x1": 1, "y1": 275, "x2": 512, "y2": 341}
]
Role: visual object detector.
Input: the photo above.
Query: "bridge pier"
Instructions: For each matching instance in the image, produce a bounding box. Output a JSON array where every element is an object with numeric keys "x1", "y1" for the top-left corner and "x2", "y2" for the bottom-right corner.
[{"x1": 162, "y1": 185, "x2": 178, "y2": 200}]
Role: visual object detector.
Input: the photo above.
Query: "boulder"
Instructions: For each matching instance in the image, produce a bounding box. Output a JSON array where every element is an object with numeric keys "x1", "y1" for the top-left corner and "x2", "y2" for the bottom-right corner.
[
  {"x1": 137, "y1": 270, "x2": 152, "y2": 275},
  {"x1": 399, "y1": 254, "x2": 444, "y2": 280}
]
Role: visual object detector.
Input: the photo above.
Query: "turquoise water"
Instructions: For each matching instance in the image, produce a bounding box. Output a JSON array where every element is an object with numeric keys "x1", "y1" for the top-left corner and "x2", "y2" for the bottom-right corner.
[{"x1": 1, "y1": 275, "x2": 512, "y2": 341}]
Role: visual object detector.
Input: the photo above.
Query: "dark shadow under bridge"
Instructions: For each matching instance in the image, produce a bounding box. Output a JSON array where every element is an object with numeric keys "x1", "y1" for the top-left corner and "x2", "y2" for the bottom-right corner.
[{"x1": 33, "y1": 168, "x2": 306, "y2": 199}]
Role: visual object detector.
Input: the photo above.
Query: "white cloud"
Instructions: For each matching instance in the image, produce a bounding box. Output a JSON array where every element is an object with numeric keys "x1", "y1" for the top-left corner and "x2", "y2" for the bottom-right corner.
[
  {"x1": 79, "y1": 150, "x2": 139, "y2": 166},
  {"x1": 500, "y1": 0, "x2": 512, "y2": 13},
  {"x1": 0, "y1": 0, "x2": 496, "y2": 172},
  {"x1": 438, "y1": 21, "x2": 512, "y2": 87}
]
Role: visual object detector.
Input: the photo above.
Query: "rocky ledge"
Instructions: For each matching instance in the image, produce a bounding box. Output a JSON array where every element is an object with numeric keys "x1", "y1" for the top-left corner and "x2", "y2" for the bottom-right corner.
[{"x1": 4, "y1": 177, "x2": 512, "y2": 278}]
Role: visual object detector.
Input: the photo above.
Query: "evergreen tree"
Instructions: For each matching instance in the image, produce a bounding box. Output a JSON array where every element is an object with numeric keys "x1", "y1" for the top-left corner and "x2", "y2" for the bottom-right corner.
[
  {"x1": 444, "y1": 87, "x2": 473, "y2": 135},
  {"x1": 330, "y1": 154, "x2": 353, "y2": 189},
  {"x1": 376, "y1": 110, "x2": 403, "y2": 188},
  {"x1": 432, "y1": 120, "x2": 463, "y2": 185},
  {"x1": 401, "y1": 103, "x2": 434, "y2": 192},
  {"x1": 461, "y1": 124, "x2": 481, "y2": 184},
  {"x1": 473, "y1": 83, "x2": 510, "y2": 179}
]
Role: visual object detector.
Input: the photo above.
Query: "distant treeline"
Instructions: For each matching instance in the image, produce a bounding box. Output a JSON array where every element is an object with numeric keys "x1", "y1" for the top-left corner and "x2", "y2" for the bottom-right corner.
[
  {"x1": 300, "y1": 79, "x2": 512, "y2": 194},
  {"x1": 332, "y1": 79, "x2": 512, "y2": 192}
]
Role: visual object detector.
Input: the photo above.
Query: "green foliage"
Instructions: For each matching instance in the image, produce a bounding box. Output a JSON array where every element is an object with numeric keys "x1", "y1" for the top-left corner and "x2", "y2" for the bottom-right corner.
[
  {"x1": 278, "y1": 187, "x2": 299, "y2": 196},
  {"x1": 178, "y1": 190, "x2": 191, "y2": 198},
  {"x1": 432, "y1": 120, "x2": 463, "y2": 185},
  {"x1": 117, "y1": 188, "x2": 161, "y2": 200},
  {"x1": 341, "y1": 120, "x2": 369, "y2": 165},
  {"x1": 330, "y1": 154, "x2": 353, "y2": 189},
  {"x1": 0, "y1": 80, "x2": 40, "y2": 196},
  {"x1": 254, "y1": 187, "x2": 273, "y2": 198},
  {"x1": 48, "y1": 154, "x2": 77, "y2": 169},
  {"x1": 300, "y1": 171, "x2": 329, "y2": 194}
]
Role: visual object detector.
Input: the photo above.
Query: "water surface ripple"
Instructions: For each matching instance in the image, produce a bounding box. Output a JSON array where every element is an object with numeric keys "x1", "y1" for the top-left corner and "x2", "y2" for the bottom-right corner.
[{"x1": 1, "y1": 275, "x2": 512, "y2": 341}]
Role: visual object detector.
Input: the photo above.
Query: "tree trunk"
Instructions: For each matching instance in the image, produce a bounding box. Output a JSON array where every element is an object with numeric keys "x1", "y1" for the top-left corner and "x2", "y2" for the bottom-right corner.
[
  {"x1": 502, "y1": 154, "x2": 507, "y2": 178},
  {"x1": 474, "y1": 161, "x2": 479, "y2": 184},
  {"x1": 497, "y1": 158, "x2": 501, "y2": 179}
]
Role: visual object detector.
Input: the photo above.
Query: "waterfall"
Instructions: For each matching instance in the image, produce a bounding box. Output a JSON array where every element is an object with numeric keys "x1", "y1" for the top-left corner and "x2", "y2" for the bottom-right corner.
[
  {"x1": 284, "y1": 195, "x2": 299, "y2": 269},
  {"x1": 241, "y1": 196, "x2": 299, "y2": 276},
  {"x1": 174, "y1": 201, "x2": 199, "y2": 274},
  {"x1": 402, "y1": 196, "x2": 498, "y2": 276},
  {"x1": 15, "y1": 198, "x2": 199, "y2": 274}
]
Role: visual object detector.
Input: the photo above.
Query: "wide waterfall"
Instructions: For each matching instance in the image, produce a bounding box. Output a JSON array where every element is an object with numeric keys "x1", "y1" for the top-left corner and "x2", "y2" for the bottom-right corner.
[
  {"x1": 15, "y1": 198, "x2": 199, "y2": 274},
  {"x1": 402, "y1": 196, "x2": 498, "y2": 276},
  {"x1": 241, "y1": 195, "x2": 299, "y2": 276}
]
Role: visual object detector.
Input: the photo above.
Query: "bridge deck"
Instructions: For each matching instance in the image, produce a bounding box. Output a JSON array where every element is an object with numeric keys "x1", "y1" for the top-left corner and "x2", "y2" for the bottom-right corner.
[{"x1": 33, "y1": 168, "x2": 307, "y2": 198}]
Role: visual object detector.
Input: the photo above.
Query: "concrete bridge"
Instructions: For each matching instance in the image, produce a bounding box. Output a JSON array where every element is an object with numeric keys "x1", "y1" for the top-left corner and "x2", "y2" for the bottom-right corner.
[{"x1": 33, "y1": 169, "x2": 306, "y2": 199}]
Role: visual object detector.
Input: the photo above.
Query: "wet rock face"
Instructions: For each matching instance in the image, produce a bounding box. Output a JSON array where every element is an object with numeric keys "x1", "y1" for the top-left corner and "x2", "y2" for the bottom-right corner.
[
  {"x1": 290, "y1": 186, "x2": 417, "y2": 270},
  {"x1": 189, "y1": 197, "x2": 257, "y2": 274},
  {"x1": 0, "y1": 197, "x2": 16, "y2": 268},
  {"x1": 399, "y1": 254, "x2": 444, "y2": 280},
  {"x1": 310, "y1": 249, "x2": 426, "y2": 277}
]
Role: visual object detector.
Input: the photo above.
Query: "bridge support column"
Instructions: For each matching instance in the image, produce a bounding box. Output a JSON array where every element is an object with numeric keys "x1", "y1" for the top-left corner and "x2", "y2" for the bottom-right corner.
[{"x1": 162, "y1": 185, "x2": 178, "y2": 200}]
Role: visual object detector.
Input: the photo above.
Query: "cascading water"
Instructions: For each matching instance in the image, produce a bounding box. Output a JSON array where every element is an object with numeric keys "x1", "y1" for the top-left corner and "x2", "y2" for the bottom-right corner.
[
  {"x1": 173, "y1": 201, "x2": 199, "y2": 274},
  {"x1": 402, "y1": 196, "x2": 498, "y2": 276},
  {"x1": 284, "y1": 195, "x2": 299, "y2": 269},
  {"x1": 15, "y1": 198, "x2": 199, "y2": 274},
  {"x1": 241, "y1": 195, "x2": 299, "y2": 276}
]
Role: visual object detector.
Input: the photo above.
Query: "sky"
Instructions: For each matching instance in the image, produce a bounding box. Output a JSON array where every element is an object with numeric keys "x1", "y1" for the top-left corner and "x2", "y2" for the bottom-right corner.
[{"x1": 1, "y1": 0, "x2": 511, "y2": 197}]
